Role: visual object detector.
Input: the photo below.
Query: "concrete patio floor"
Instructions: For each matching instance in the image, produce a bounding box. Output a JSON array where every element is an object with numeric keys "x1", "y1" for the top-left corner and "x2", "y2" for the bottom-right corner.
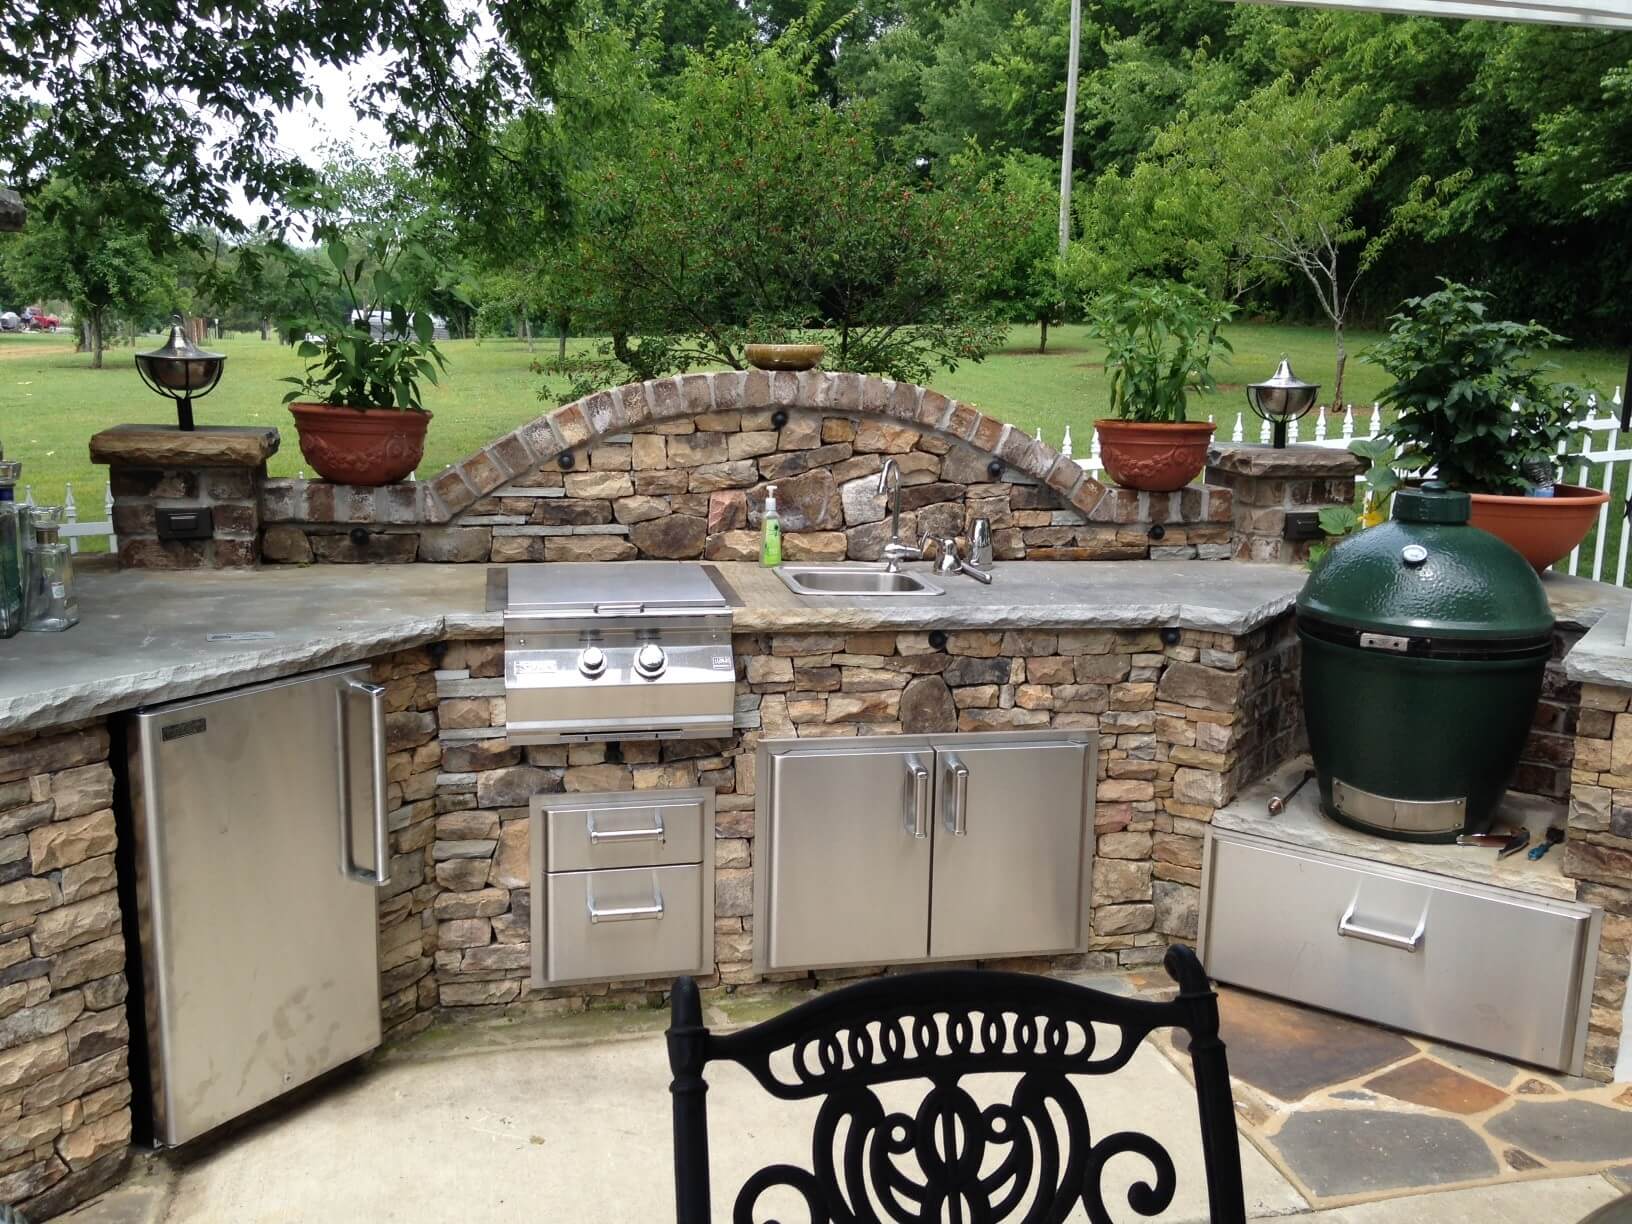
[{"x1": 57, "y1": 977, "x2": 1632, "y2": 1223}]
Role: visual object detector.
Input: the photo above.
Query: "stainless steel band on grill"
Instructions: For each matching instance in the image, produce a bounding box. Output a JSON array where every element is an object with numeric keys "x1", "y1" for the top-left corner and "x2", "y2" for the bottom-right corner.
[{"x1": 501, "y1": 562, "x2": 736, "y2": 745}]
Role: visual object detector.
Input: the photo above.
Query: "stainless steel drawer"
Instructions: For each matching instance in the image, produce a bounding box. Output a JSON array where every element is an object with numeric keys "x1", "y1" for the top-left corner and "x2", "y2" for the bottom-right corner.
[
  {"x1": 1199, "y1": 829, "x2": 1602, "y2": 1074},
  {"x1": 543, "y1": 864, "x2": 708, "y2": 984},
  {"x1": 540, "y1": 789, "x2": 708, "y2": 871}
]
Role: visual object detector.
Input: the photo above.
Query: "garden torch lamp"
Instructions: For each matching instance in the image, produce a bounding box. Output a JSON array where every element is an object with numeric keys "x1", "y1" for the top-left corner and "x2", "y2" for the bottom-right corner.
[
  {"x1": 1246, "y1": 356, "x2": 1320, "y2": 449},
  {"x1": 134, "y1": 314, "x2": 226, "y2": 432}
]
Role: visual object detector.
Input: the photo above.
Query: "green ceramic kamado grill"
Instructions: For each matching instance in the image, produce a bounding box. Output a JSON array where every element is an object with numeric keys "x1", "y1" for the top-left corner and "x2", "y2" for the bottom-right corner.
[{"x1": 1297, "y1": 481, "x2": 1554, "y2": 842}]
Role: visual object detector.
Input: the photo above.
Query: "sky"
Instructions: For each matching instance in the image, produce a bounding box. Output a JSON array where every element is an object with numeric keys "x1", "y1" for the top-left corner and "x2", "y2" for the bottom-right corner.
[{"x1": 229, "y1": 59, "x2": 392, "y2": 227}]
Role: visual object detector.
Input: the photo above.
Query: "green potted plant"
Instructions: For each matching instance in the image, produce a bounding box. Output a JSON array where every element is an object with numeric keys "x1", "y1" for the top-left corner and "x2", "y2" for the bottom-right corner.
[
  {"x1": 1368, "y1": 280, "x2": 1603, "y2": 570},
  {"x1": 1088, "y1": 281, "x2": 1232, "y2": 492},
  {"x1": 281, "y1": 234, "x2": 448, "y2": 486}
]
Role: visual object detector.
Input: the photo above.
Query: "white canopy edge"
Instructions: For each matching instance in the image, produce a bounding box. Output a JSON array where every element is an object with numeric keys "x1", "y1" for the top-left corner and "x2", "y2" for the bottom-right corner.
[{"x1": 1230, "y1": 0, "x2": 1632, "y2": 26}]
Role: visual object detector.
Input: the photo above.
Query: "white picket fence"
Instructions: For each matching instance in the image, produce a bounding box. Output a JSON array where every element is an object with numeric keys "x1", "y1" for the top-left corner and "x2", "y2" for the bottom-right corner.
[
  {"x1": 1048, "y1": 387, "x2": 1632, "y2": 583},
  {"x1": 17, "y1": 483, "x2": 116, "y2": 555}
]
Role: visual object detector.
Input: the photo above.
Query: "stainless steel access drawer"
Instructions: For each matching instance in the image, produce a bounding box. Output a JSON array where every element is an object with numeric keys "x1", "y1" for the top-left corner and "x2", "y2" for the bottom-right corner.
[
  {"x1": 1199, "y1": 828, "x2": 1602, "y2": 1074},
  {"x1": 543, "y1": 794, "x2": 707, "y2": 871},
  {"x1": 543, "y1": 865, "x2": 708, "y2": 983},
  {"x1": 531, "y1": 787, "x2": 715, "y2": 987}
]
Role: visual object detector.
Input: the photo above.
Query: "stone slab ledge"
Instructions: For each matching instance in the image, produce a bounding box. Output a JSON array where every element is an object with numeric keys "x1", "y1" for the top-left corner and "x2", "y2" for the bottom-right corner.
[{"x1": 90, "y1": 424, "x2": 280, "y2": 468}]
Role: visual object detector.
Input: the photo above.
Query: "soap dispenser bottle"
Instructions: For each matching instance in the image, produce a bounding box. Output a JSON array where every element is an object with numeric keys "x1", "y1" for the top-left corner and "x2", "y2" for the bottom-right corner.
[{"x1": 760, "y1": 484, "x2": 782, "y2": 567}]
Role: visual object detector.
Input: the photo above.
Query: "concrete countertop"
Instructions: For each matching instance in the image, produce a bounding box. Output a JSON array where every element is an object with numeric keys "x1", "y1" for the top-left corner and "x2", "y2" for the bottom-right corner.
[
  {"x1": 0, "y1": 559, "x2": 1312, "y2": 735},
  {"x1": 0, "y1": 558, "x2": 1621, "y2": 737},
  {"x1": 1564, "y1": 600, "x2": 1632, "y2": 688}
]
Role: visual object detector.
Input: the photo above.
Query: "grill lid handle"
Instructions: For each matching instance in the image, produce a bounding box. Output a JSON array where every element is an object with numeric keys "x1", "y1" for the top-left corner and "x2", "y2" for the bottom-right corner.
[{"x1": 593, "y1": 601, "x2": 646, "y2": 614}]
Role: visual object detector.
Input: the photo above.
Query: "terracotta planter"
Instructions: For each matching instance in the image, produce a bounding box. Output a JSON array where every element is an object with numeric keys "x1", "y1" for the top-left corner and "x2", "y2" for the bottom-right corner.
[
  {"x1": 744, "y1": 343, "x2": 825, "y2": 372},
  {"x1": 1467, "y1": 483, "x2": 1610, "y2": 571},
  {"x1": 288, "y1": 403, "x2": 430, "y2": 486},
  {"x1": 1093, "y1": 418, "x2": 1217, "y2": 492}
]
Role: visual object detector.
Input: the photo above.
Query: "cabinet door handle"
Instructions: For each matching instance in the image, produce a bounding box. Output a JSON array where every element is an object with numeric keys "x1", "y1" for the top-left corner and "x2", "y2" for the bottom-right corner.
[
  {"x1": 944, "y1": 754, "x2": 969, "y2": 836},
  {"x1": 1337, "y1": 897, "x2": 1426, "y2": 952},
  {"x1": 906, "y1": 758, "x2": 930, "y2": 838}
]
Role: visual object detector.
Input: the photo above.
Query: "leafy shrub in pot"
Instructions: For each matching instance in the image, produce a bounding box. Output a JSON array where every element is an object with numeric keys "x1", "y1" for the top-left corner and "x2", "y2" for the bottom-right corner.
[
  {"x1": 281, "y1": 234, "x2": 449, "y2": 486},
  {"x1": 1368, "y1": 280, "x2": 1603, "y2": 569},
  {"x1": 1089, "y1": 281, "x2": 1232, "y2": 491}
]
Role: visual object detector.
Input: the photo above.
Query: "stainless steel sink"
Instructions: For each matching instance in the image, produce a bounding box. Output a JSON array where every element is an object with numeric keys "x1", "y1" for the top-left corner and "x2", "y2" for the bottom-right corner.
[{"x1": 776, "y1": 566, "x2": 944, "y2": 597}]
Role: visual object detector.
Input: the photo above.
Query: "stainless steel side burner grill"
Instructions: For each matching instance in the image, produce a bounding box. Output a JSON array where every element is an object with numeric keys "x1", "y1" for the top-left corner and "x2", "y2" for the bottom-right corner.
[{"x1": 502, "y1": 563, "x2": 735, "y2": 745}]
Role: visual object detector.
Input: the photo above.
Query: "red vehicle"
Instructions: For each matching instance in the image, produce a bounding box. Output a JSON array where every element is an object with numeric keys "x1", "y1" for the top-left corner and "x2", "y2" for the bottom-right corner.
[{"x1": 20, "y1": 307, "x2": 60, "y2": 332}]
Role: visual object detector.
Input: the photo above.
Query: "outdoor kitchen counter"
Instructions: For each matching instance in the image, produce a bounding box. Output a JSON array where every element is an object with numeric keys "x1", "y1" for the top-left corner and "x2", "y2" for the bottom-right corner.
[{"x1": 0, "y1": 559, "x2": 1618, "y2": 737}]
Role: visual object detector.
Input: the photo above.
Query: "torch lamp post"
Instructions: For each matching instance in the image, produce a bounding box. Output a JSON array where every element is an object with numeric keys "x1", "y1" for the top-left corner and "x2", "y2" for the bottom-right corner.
[
  {"x1": 134, "y1": 315, "x2": 226, "y2": 432},
  {"x1": 1246, "y1": 356, "x2": 1320, "y2": 449}
]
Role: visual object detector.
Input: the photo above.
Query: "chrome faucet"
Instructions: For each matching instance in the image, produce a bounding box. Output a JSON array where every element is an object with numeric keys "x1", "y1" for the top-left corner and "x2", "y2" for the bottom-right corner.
[
  {"x1": 933, "y1": 536, "x2": 993, "y2": 584},
  {"x1": 878, "y1": 458, "x2": 926, "y2": 572}
]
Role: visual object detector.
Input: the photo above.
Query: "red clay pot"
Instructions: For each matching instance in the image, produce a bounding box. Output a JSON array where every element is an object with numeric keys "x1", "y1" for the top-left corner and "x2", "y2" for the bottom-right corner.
[
  {"x1": 1467, "y1": 483, "x2": 1610, "y2": 571},
  {"x1": 1094, "y1": 419, "x2": 1217, "y2": 492},
  {"x1": 288, "y1": 403, "x2": 430, "y2": 486}
]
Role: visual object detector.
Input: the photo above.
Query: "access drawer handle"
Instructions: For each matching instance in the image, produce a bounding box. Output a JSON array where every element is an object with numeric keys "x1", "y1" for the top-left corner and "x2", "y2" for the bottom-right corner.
[
  {"x1": 1337, "y1": 898, "x2": 1427, "y2": 952},
  {"x1": 587, "y1": 812, "x2": 666, "y2": 844},
  {"x1": 587, "y1": 887, "x2": 665, "y2": 924}
]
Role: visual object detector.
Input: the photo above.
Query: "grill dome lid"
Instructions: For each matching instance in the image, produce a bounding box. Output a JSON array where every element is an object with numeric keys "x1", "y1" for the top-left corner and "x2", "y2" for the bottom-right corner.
[{"x1": 1297, "y1": 482, "x2": 1553, "y2": 642}]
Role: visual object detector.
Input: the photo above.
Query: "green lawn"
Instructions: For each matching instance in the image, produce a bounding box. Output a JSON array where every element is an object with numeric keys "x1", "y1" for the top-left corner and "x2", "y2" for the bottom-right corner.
[{"x1": 1, "y1": 322, "x2": 1624, "y2": 555}]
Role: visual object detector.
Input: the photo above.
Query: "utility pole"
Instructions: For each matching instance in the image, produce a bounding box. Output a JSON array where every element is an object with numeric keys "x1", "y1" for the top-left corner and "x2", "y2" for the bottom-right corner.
[{"x1": 1057, "y1": 0, "x2": 1082, "y2": 257}]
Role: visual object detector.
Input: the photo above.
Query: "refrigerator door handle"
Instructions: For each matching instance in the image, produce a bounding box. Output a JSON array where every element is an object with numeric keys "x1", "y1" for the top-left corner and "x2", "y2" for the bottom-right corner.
[{"x1": 337, "y1": 679, "x2": 392, "y2": 886}]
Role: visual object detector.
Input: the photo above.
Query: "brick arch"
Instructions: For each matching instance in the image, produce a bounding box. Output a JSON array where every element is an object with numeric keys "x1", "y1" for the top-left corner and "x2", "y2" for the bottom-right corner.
[{"x1": 424, "y1": 369, "x2": 1107, "y2": 522}]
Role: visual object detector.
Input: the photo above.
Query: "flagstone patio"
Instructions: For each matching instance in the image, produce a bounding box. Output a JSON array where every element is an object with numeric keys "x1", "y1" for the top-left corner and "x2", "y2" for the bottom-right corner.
[{"x1": 55, "y1": 975, "x2": 1632, "y2": 1223}]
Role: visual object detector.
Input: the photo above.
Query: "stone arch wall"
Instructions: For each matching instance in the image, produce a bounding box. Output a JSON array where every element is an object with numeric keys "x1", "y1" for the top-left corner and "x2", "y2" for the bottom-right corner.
[{"x1": 259, "y1": 369, "x2": 1234, "y2": 563}]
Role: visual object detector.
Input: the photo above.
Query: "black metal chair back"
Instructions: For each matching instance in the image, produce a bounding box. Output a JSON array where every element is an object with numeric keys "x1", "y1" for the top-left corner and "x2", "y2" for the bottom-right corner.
[{"x1": 667, "y1": 944, "x2": 1246, "y2": 1223}]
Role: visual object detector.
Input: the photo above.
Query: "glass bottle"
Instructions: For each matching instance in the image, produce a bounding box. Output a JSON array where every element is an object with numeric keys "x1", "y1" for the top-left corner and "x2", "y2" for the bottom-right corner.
[
  {"x1": 0, "y1": 462, "x2": 21, "y2": 638},
  {"x1": 22, "y1": 506, "x2": 78, "y2": 632}
]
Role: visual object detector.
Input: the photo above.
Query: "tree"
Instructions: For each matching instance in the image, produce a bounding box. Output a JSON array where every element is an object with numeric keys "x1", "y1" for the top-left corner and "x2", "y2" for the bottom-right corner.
[
  {"x1": 1149, "y1": 76, "x2": 1419, "y2": 409},
  {"x1": 989, "y1": 155, "x2": 1069, "y2": 352},
  {"x1": 0, "y1": 0, "x2": 575, "y2": 236},
  {"x1": 4, "y1": 179, "x2": 174, "y2": 366},
  {"x1": 569, "y1": 43, "x2": 1011, "y2": 383}
]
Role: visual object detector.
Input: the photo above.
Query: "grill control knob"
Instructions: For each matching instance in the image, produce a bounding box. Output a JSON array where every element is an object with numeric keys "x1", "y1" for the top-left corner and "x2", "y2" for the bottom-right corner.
[
  {"x1": 634, "y1": 643, "x2": 667, "y2": 678},
  {"x1": 578, "y1": 646, "x2": 607, "y2": 678}
]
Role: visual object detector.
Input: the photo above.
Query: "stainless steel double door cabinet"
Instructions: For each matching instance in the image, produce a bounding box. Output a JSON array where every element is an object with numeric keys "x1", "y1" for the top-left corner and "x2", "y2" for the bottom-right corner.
[
  {"x1": 755, "y1": 731, "x2": 1095, "y2": 972},
  {"x1": 128, "y1": 663, "x2": 389, "y2": 1146}
]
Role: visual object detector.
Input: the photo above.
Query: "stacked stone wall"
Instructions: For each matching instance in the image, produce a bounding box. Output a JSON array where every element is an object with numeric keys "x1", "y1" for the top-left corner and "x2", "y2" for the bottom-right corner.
[
  {"x1": 1564, "y1": 682, "x2": 1632, "y2": 1080},
  {"x1": 370, "y1": 647, "x2": 445, "y2": 1044},
  {"x1": 421, "y1": 619, "x2": 1301, "y2": 1013},
  {"x1": 0, "y1": 723, "x2": 131, "y2": 1217},
  {"x1": 261, "y1": 371, "x2": 1233, "y2": 565}
]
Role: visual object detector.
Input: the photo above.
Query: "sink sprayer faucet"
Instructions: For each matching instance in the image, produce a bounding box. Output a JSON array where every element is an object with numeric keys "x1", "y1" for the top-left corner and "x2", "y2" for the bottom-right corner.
[{"x1": 878, "y1": 458, "x2": 928, "y2": 573}]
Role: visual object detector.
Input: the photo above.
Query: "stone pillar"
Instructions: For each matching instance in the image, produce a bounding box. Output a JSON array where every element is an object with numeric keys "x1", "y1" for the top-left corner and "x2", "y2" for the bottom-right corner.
[
  {"x1": 1564, "y1": 681, "x2": 1632, "y2": 1081},
  {"x1": 1205, "y1": 444, "x2": 1366, "y2": 565},
  {"x1": 89, "y1": 425, "x2": 278, "y2": 569}
]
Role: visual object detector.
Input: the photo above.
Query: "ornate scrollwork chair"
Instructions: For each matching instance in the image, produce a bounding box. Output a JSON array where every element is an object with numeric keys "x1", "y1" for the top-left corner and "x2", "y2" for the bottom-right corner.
[{"x1": 667, "y1": 944, "x2": 1246, "y2": 1223}]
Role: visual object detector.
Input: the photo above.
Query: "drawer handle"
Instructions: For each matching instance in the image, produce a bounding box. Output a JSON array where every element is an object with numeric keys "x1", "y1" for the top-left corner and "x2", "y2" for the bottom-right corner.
[
  {"x1": 587, "y1": 812, "x2": 666, "y2": 844},
  {"x1": 587, "y1": 888, "x2": 665, "y2": 924},
  {"x1": 1337, "y1": 899, "x2": 1427, "y2": 952}
]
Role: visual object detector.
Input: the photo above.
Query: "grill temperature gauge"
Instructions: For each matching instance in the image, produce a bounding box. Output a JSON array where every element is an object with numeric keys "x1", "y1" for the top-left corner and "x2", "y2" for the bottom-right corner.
[{"x1": 634, "y1": 643, "x2": 667, "y2": 678}]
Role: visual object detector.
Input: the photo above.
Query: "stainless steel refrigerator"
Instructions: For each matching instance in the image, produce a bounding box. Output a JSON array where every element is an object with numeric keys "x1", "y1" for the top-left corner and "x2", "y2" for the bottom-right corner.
[{"x1": 127, "y1": 663, "x2": 389, "y2": 1145}]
